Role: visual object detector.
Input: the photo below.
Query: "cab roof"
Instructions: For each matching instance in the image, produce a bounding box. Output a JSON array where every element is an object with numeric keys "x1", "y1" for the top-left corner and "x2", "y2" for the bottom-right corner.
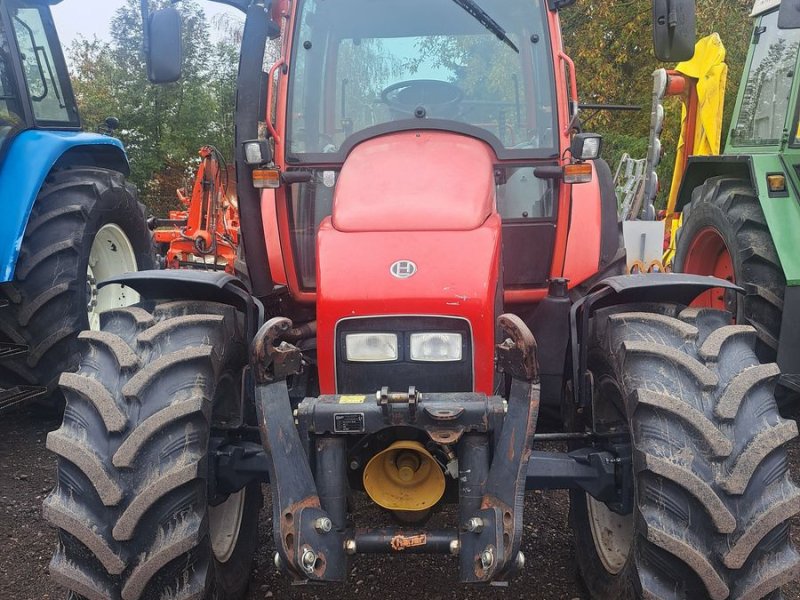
[{"x1": 752, "y1": 0, "x2": 780, "y2": 17}]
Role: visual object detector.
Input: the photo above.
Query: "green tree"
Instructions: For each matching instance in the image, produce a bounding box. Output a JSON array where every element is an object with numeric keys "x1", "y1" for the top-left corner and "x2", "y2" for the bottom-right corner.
[
  {"x1": 561, "y1": 0, "x2": 753, "y2": 206},
  {"x1": 67, "y1": 0, "x2": 240, "y2": 216}
]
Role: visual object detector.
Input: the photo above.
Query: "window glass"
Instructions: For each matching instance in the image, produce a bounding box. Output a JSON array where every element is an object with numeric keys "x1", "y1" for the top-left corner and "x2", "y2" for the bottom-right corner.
[
  {"x1": 0, "y1": 15, "x2": 23, "y2": 152},
  {"x1": 733, "y1": 10, "x2": 800, "y2": 146},
  {"x1": 11, "y1": 7, "x2": 76, "y2": 125},
  {"x1": 288, "y1": 0, "x2": 555, "y2": 158},
  {"x1": 288, "y1": 171, "x2": 337, "y2": 289},
  {"x1": 496, "y1": 167, "x2": 554, "y2": 220}
]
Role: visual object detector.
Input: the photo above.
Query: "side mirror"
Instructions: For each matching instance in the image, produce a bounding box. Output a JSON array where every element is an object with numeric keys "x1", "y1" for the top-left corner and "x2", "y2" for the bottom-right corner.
[
  {"x1": 144, "y1": 7, "x2": 183, "y2": 84},
  {"x1": 779, "y1": 0, "x2": 800, "y2": 29},
  {"x1": 652, "y1": 0, "x2": 696, "y2": 61}
]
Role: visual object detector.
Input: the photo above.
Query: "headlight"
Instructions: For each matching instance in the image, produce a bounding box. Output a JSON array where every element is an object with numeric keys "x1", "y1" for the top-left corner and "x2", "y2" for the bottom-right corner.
[
  {"x1": 345, "y1": 333, "x2": 398, "y2": 362},
  {"x1": 410, "y1": 333, "x2": 462, "y2": 362}
]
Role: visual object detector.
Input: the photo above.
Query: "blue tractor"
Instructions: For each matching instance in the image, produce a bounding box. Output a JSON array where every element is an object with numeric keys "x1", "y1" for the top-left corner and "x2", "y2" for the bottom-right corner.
[{"x1": 0, "y1": 0, "x2": 154, "y2": 409}]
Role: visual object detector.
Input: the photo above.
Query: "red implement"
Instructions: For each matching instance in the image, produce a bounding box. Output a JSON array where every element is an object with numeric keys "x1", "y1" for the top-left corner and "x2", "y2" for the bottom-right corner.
[{"x1": 154, "y1": 146, "x2": 240, "y2": 273}]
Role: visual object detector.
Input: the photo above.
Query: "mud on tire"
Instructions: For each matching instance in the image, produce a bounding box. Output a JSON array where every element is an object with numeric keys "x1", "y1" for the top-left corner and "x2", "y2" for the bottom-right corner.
[
  {"x1": 44, "y1": 301, "x2": 261, "y2": 600},
  {"x1": 0, "y1": 167, "x2": 155, "y2": 403},
  {"x1": 571, "y1": 307, "x2": 800, "y2": 599}
]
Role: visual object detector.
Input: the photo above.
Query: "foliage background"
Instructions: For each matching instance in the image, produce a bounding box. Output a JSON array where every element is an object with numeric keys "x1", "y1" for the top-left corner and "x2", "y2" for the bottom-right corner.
[
  {"x1": 561, "y1": 0, "x2": 754, "y2": 207},
  {"x1": 67, "y1": 0, "x2": 756, "y2": 215}
]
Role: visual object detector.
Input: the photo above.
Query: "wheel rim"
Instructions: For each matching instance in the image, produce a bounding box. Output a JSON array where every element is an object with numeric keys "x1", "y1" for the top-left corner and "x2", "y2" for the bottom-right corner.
[
  {"x1": 87, "y1": 224, "x2": 140, "y2": 330},
  {"x1": 586, "y1": 372, "x2": 634, "y2": 575},
  {"x1": 682, "y1": 226, "x2": 736, "y2": 312},
  {"x1": 209, "y1": 489, "x2": 246, "y2": 563},
  {"x1": 586, "y1": 494, "x2": 634, "y2": 575}
]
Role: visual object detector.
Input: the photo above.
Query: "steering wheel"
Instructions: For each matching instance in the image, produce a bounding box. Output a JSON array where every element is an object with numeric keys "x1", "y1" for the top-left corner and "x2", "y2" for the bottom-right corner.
[{"x1": 381, "y1": 79, "x2": 464, "y2": 118}]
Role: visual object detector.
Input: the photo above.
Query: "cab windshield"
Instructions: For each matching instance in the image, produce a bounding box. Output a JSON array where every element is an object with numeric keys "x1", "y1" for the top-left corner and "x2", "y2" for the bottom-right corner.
[{"x1": 287, "y1": 0, "x2": 557, "y2": 160}]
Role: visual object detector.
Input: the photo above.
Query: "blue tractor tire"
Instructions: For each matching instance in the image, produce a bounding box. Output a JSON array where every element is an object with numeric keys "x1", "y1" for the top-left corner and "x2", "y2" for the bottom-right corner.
[{"x1": 0, "y1": 167, "x2": 155, "y2": 405}]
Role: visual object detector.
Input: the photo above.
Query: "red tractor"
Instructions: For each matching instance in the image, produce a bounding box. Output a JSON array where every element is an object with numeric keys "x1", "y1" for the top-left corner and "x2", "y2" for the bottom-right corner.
[{"x1": 44, "y1": 1, "x2": 799, "y2": 599}]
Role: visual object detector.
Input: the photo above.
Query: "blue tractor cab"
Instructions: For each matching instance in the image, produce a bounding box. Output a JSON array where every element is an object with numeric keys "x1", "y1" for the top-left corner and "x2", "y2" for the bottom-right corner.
[{"x1": 0, "y1": 0, "x2": 154, "y2": 409}]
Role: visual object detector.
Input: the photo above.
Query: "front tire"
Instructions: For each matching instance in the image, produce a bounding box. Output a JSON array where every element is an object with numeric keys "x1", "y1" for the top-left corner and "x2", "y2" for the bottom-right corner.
[
  {"x1": 0, "y1": 167, "x2": 155, "y2": 402},
  {"x1": 44, "y1": 301, "x2": 261, "y2": 599},
  {"x1": 571, "y1": 307, "x2": 800, "y2": 599}
]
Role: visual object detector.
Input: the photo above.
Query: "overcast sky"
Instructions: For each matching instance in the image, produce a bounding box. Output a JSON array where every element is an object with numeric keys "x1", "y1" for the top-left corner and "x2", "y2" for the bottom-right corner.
[{"x1": 51, "y1": 1, "x2": 241, "y2": 48}]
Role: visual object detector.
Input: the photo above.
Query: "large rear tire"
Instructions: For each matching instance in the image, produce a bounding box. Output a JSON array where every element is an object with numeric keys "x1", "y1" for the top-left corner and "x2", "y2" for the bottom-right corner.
[
  {"x1": 44, "y1": 301, "x2": 261, "y2": 599},
  {"x1": 0, "y1": 167, "x2": 155, "y2": 403},
  {"x1": 571, "y1": 307, "x2": 800, "y2": 599},
  {"x1": 674, "y1": 177, "x2": 785, "y2": 365}
]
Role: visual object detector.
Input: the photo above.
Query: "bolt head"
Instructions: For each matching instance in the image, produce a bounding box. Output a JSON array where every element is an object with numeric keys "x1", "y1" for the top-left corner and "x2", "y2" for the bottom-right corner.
[
  {"x1": 480, "y1": 549, "x2": 494, "y2": 570},
  {"x1": 515, "y1": 551, "x2": 525, "y2": 571},
  {"x1": 349, "y1": 459, "x2": 360, "y2": 471},
  {"x1": 301, "y1": 549, "x2": 317, "y2": 573},
  {"x1": 315, "y1": 517, "x2": 332, "y2": 533},
  {"x1": 344, "y1": 539, "x2": 357, "y2": 555},
  {"x1": 273, "y1": 551, "x2": 282, "y2": 570},
  {"x1": 466, "y1": 517, "x2": 484, "y2": 533},
  {"x1": 449, "y1": 539, "x2": 460, "y2": 556}
]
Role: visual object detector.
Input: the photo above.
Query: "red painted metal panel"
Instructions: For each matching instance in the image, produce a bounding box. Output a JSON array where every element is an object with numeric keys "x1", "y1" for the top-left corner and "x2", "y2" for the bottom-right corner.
[
  {"x1": 562, "y1": 163, "x2": 602, "y2": 286},
  {"x1": 316, "y1": 213, "x2": 502, "y2": 395},
  {"x1": 332, "y1": 132, "x2": 496, "y2": 233}
]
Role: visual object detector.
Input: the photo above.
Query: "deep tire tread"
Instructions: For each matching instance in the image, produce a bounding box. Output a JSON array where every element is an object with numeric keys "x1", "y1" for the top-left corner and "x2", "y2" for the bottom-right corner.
[
  {"x1": 581, "y1": 307, "x2": 800, "y2": 600},
  {"x1": 0, "y1": 167, "x2": 154, "y2": 399},
  {"x1": 674, "y1": 177, "x2": 786, "y2": 364},
  {"x1": 45, "y1": 301, "x2": 256, "y2": 600}
]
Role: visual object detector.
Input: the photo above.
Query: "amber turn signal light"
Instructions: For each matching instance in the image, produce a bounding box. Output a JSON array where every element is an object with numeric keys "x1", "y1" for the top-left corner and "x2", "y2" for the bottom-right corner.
[
  {"x1": 563, "y1": 163, "x2": 593, "y2": 184},
  {"x1": 767, "y1": 174, "x2": 786, "y2": 194},
  {"x1": 253, "y1": 168, "x2": 280, "y2": 189}
]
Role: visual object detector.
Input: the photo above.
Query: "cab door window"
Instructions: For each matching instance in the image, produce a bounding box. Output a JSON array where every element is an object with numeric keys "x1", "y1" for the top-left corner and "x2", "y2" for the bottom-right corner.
[
  {"x1": 10, "y1": 5, "x2": 77, "y2": 126},
  {"x1": 732, "y1": 10, "x2": 800, "y2": 146},
  {"x1": 0, "y1": 12, "x2": 24, "y2": 150}
]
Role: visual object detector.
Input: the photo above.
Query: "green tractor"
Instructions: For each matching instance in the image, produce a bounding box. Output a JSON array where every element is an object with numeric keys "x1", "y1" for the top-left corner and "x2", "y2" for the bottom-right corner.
[{"x1": 673, "y1": 0, "x2": 800, "y2": 399}]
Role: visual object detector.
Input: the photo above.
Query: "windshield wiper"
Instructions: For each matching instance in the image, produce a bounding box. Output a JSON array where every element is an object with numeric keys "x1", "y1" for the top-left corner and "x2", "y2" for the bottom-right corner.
[{"x1": 450, "y1": 0, "x2": 519, "y2": 54}]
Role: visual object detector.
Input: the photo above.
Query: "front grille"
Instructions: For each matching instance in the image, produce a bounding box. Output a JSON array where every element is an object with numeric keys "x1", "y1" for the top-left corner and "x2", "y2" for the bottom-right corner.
[{"x1": 335, "y1": 316, "x2": 473, "y2": 394}]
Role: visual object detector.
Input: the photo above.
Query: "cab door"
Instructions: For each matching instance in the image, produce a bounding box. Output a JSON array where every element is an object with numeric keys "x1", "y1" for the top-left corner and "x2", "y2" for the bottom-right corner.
[{"x1": 0, "y1": 1, "x2": 29, "y2": 157}]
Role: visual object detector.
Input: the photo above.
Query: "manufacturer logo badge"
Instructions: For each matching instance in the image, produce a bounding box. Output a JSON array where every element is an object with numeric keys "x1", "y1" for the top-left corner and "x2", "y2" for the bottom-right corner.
[{"x1": 390, "y1": 260, "x2": 417, "y2": 279}]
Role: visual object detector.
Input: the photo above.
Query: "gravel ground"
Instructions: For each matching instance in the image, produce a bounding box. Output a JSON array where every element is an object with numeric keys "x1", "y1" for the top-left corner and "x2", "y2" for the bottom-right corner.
[{"x1": 1, "y1": 407, "x2": 798, "y2": 600}]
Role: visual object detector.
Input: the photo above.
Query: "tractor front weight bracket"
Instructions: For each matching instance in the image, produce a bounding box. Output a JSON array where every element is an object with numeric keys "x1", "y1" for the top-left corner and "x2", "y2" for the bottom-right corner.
[
  {"x1": 459, "y1": 314, "x2": 540, "y2": 584},
  {"x1": 251, "y1": 313, "x2": 547, "y2": 584},
  {"x1": 252, "y1": 318, "x2": 346, "y2": 582}
]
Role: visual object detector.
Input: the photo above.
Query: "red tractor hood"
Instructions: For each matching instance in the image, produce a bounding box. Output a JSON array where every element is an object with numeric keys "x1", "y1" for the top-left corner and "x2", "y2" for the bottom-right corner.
[
  {"x1": 332, "y1": 131, "x2": 496, "y2": 232},
  {"x1": 316, "y1": 131, "x2": 502, "y2": 395}
]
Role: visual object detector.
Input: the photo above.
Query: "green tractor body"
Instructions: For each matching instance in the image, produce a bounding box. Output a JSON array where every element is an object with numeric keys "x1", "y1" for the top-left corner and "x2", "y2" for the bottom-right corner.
[{"x1": 674, "y1": 0, "x2": 800, "y2": 393}]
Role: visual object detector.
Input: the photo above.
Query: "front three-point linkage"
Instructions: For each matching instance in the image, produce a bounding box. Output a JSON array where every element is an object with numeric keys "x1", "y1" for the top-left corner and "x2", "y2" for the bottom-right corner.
[
  {"x1": 459, "y1": 314, "x2": 540, "y2": 583},
  {"x1": 252, "y1": 317, "x2": 347, "y2": 582}
]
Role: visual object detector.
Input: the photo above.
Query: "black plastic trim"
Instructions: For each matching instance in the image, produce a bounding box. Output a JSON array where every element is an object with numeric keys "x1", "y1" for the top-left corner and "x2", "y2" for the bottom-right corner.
[
  {"x1": 674, "y1": 155, "x2": 755, "y2": 213},
  {"x1": 594, "y1": 158, "x2": 621, "y2": 269},
  {"x1": 286, "y1": 118, "x2": 560, "y2": 164},
  {"x1": 98, "y1": 270, "x2": 263, "y2": 341},
  {"x1": 335, "y1": 316, "x2": 473, "y2": 394},
  {"x1": 778, "y1": 285, "x2": 800, "y2": 375},
  {"x1": 234, "y1": 2, "x2": 273, "y2": 298}
]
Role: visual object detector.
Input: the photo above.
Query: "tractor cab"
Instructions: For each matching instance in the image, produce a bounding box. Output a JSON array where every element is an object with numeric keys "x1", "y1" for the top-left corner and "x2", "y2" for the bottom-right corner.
[
  {"x1": 0, "y1": 1, "x2": 80, "y2": 159},
  {"x1": 282, "y1": 0, "x2": 566, "y2": 305}
]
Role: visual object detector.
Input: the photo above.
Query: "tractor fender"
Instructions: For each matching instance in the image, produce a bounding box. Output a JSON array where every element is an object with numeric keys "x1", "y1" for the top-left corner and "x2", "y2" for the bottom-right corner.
[
  {"x1": 0, "y1": 129, "x2": 129, "y2": 281},
  {"x1": 570, "y1": 273, "x2": 743, "y2": 407},
  {"x1": 98, "y1": 270, "x2": 264, "y2": 341},
  {"x1": 673, "y1": 155, "x2": 753, "y2": 213}
]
